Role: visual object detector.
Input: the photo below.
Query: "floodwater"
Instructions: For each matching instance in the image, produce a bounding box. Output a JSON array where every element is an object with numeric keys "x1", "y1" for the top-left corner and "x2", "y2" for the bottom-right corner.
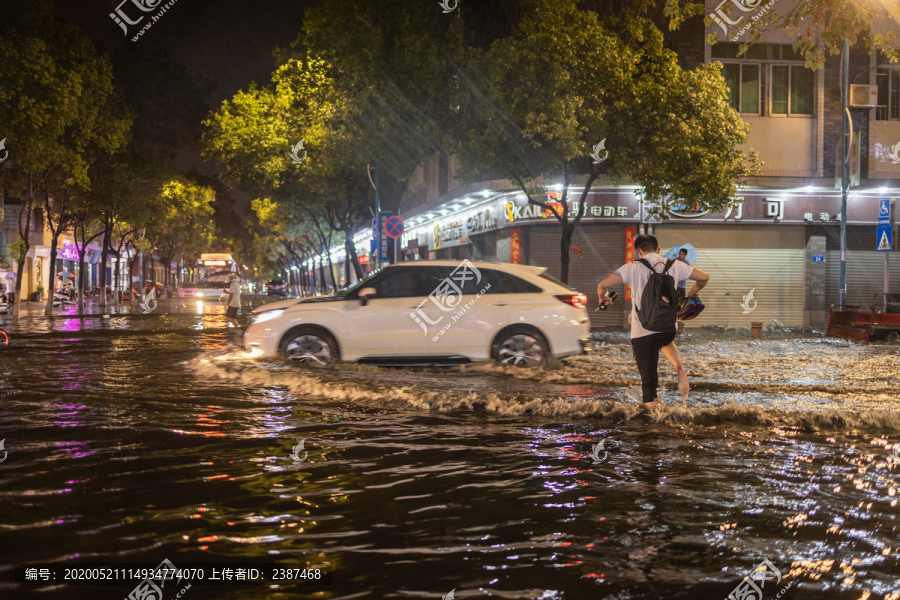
[{"x1": 1, "y1": 300, "x2": 899, "y2": 600}]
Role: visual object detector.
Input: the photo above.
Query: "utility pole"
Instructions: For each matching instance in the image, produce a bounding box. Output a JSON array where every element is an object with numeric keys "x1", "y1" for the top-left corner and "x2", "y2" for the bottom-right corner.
[{"x1": 839, "y1": 39, "x2": 850, "y2": 308}]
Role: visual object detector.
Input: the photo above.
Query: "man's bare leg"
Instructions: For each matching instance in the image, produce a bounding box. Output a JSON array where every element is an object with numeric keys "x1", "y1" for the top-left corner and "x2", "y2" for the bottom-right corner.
[{"x1": 660, "y1": 343, "x2": 690, "y2": 400}]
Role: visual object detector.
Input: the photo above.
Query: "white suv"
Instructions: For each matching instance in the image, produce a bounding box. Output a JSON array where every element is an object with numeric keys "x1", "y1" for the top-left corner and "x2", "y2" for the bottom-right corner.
[{"x1": 243, "y1": 260, "x2": 590, "y2": 367}]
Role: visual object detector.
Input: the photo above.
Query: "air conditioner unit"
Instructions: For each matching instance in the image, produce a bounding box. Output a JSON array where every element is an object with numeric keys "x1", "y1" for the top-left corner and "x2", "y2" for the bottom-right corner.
[{"x1": 850, "y1": 84, "x2": 878, "y2": 107}]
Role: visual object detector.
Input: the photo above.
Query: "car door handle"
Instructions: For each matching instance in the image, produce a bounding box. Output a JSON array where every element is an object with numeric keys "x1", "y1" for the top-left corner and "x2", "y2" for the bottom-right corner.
[{"x1": 492, "y1": 303, "x2": 508, "y2": 307}]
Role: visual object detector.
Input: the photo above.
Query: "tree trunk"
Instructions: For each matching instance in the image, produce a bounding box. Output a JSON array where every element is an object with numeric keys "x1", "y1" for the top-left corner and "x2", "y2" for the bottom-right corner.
[
  {"x1": 113, "y1": 250, "x2": 121, "y2": 306},
  {"x1": 12, "y1": 199, "x2": 34, "y2": 322},
  {"x1": 44, "y1": 238, "x2": 58, "y2": 316},
  {"x1": 12, "y1": 261, "x2": 26, "y2": 321},
  {"x1": 77, "y1": 250, "x2": 87, "y2": 311},
  {"x1": 344, "y1": 230, "x2": 364, "y2": 280},
  {"x1": 559, "y1": 227, "x2": 570, "y2": 284},
  {"x1": 99, "y1": 218, "x2": 112, "y2": 308}
]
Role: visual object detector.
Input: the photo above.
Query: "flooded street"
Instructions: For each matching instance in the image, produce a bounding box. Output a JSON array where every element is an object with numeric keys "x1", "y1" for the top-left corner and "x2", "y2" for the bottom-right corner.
[{"x1": 1, "y1": 303, "x2": 899, "y2": 600}]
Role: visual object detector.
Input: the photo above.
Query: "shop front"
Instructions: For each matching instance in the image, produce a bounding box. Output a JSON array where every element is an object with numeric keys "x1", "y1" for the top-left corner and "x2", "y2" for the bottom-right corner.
[{"x1": 400, "y1": 186, "x2": 893, "y2": 328}]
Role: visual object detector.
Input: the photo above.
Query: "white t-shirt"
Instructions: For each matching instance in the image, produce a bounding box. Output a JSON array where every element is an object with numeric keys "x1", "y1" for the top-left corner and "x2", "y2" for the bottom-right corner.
[
  {"x1": 5, "y1": 278, "x2": 14, "y2": 293},
  {"x1": 227, "y1": 279, "x2": 241, "y2": 308},
  {"x1": 675, "y1": 258, "x2": 692, "y2": 289},
  {"x1": 616, "y1": 253, "x2": 694, "y2": 339}
]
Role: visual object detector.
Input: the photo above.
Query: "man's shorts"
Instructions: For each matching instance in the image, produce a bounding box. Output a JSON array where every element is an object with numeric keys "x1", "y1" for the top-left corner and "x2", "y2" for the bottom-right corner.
[{"x1": 225, "y1": 306, "x2": 239, "y2": 319}]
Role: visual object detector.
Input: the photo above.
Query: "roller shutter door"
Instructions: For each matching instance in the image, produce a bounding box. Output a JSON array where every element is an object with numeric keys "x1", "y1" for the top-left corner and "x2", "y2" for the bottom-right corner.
[
  {"x1": 825, "y1": 250, "x2": 900, "y2": 307},
  {"x1": 655, "y1": 225, "x2": 806, "y2": 327}
]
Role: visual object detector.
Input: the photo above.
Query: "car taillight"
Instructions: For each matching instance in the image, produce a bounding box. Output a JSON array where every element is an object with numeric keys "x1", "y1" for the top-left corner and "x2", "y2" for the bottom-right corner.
[{"x1": 557, "y1": 294, "x2": 587, "y2": 309}]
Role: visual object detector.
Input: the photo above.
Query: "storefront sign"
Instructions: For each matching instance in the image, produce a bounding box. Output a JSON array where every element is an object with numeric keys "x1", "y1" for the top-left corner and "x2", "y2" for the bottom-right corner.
[
  {"x1": 510, "y1": 230, "x2": 522, "y2": 264},
  {"x1": 60, "y1": 243, "x2": 79, "y2": 261}
]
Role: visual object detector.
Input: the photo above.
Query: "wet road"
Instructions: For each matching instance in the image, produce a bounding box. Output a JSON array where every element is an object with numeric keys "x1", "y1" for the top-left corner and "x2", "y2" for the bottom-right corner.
[{"x1": 1, "y1": 302, "x2": 899, "y2": 599}]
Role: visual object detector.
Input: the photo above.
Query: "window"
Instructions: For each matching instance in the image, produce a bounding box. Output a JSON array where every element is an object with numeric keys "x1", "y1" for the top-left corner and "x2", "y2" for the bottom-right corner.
[
  {"x1": 480, "y1": 269, "x2": 541, "y2": 294},
  {"x1": 714, "y1": 43, "x2": 814, "y2": 117},
  {"x1": 372, "y1": 267, "x2": 439, "y2": 298},
  {"x1": 876, "y1": 68, "x2": 900, "y2": 121}
]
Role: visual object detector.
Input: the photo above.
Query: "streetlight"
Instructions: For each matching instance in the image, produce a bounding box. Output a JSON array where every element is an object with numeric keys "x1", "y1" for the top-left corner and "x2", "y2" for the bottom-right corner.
[{"x1": 839, "y1": 39, "x2": 850, "y2": 308}]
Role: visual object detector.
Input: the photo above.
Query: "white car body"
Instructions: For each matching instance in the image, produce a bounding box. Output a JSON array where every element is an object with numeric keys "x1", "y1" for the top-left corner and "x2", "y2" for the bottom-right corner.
[{"x1": 243, "y1": 260, "x2": 590, "y2": 365}]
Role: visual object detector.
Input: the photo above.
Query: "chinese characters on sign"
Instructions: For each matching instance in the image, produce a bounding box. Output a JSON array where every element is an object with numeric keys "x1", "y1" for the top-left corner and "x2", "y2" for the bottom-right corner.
[
  {"x1": 624, "y1": 228, "x2": 634, "y2": 302},
  {"x1": 510, "y1": 230, "x2": 522, "y2": 264}
]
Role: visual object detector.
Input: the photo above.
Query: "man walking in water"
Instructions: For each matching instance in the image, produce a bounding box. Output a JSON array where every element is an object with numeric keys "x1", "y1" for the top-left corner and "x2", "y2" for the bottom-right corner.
[
  {"x1": 596, "y1": 235, "x2": 709, "y2": 410},
  {"x1": 224, "y1": 272, "x2": 242, "y2": 327}
]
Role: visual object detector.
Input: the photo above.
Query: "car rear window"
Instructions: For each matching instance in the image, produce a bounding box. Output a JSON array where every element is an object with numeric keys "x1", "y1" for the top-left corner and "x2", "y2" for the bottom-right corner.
[{"x1": 539, "y1": 272, "x2": 576, "y2": 291}]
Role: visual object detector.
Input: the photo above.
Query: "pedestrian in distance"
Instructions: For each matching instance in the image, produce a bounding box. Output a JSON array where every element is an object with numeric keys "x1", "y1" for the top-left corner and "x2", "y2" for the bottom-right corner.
[
  {"x1": 224, "y1": 272, "x2": 242, "y2": 327},
  {"x1": 675, "y1": 247, "x2": 692, "y2": 301},
  {"x1": 596, "y1": 235, "x2": 709, "y2": 411}
]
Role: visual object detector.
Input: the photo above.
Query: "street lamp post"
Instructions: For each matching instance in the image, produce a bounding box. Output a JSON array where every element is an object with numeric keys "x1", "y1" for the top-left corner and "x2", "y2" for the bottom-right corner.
[{"x1": 839, "y1": 39, "x2": 850, "y2": 308}]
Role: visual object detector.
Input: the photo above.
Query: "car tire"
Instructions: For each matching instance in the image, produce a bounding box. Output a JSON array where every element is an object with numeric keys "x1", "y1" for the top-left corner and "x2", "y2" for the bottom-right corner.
[
  {"x1": 279, "y1": 327, "x2": 340, "y2": 367},
  {"x1": 491, "y1": 326, "x2": 550, "y2": 368}
]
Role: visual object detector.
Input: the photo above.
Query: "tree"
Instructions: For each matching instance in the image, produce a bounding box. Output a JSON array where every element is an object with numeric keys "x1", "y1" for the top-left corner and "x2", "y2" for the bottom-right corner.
[
  {"x1": 451, "y1": 0, "x2": 758, "y2": 282},
  {"x1": 149, "y1": 177, "x2": 216, "y2": 293},
  {"x1": 0, "y1": 0, "x2": 131, "y2": 317}
]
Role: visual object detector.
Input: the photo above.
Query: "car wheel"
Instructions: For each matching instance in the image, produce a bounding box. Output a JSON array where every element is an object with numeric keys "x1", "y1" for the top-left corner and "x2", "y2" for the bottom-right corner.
[
  {"x1": 280, "y1": 328, "x2": 339, "y2": 367},
  {"x1": 491, "y1": 327, "x2": 549, "y2": 368}
]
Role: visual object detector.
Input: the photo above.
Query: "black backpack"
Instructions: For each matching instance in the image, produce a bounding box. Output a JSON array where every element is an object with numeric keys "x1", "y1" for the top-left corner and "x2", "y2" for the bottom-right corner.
[{"x1": 635, "y1": 258, "x2": 678, "y2": 332}]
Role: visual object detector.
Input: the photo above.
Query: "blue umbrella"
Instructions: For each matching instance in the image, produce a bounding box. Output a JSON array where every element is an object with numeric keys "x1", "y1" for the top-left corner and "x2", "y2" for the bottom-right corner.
[
  {"x1": 664, "y1": 243, "x2": 698, "y2": 265},
  {"x1": 57, "y1": 271, "x2": 75, "y2": 278}
]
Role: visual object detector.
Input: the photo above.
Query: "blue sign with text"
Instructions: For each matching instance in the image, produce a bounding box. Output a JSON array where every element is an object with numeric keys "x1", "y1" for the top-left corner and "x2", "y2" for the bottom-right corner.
[
  {"x1": 812, "y1": 254, "x2": 825, "y2": 262},
  {"x1": 879, "y1": 199, "x2": 891, "y2": 225},
  {"x1": 378, "y1": 211, "x2": 392, "y2": 261}
]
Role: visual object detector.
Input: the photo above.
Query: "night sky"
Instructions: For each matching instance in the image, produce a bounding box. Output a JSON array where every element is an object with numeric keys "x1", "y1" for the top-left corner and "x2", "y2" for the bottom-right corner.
[{"x1": 52, "y1": 0, "x2": 314, "y2": 104}]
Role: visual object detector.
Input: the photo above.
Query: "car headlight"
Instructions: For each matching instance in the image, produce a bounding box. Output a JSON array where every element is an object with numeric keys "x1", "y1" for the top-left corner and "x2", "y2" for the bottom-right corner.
[{"x1": 250, "y1": 309, "x2": 285, "y2": 325}]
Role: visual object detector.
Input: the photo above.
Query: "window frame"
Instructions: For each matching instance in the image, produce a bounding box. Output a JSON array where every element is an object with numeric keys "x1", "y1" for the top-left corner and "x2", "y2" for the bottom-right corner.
[
  {"x1": 715, "y1": 43, "x2": 815, "y2": 118},
  {"x1": 875, "y1": 67, "x2": 900, "y2": 121}
]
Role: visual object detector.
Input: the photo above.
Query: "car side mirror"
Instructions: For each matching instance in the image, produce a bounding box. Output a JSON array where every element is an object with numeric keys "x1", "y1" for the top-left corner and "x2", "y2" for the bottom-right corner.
[{"x1": 359, "y1": 287, "x2": 377, "y2": 306}]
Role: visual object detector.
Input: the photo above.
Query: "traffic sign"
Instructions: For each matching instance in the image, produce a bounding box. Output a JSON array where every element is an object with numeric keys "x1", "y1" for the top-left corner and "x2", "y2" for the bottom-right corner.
[
  {"x1": 879, "y1": 199, "x2": 891, "y2": 225},
  {"x1": 384, "y1": 215, "x2": 404, "y2": 239},
  {"x1": 812, "y1": 254, "x2": 825, "y2": 262},
  {"x1": 877, "y1": 225, "x2": 893, "y2": 252},
  {"x1": 377, "y1": 211, "x2": 391, "y2": 261}
]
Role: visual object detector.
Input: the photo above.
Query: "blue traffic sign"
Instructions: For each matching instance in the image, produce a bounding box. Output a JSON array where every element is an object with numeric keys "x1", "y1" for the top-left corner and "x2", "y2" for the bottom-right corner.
[
  {"x1": 879, "y1": 199, "x2": 891, "y2": 225},
  {"x1": 377, "y1": 211, "x2": 392, "y2": 261},
  {"x1": 384, "y1": 215, "x2": 404, "y2": 239},
  {"x1": 877, "y1": 225, "x2": 893, "y2": 252},
  {"x1": 812, "y1": 254, "x2": 825, "y2": 262}
]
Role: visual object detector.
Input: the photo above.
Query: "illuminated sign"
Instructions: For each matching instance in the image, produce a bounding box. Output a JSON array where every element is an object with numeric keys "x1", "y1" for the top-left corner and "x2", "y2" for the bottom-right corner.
[
  {"x1": 198, "y1": 260, "x2": 231, "y2": 267},
  {"x1": 358, "y1": 255, "x2": 370, "y2": 264}
]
